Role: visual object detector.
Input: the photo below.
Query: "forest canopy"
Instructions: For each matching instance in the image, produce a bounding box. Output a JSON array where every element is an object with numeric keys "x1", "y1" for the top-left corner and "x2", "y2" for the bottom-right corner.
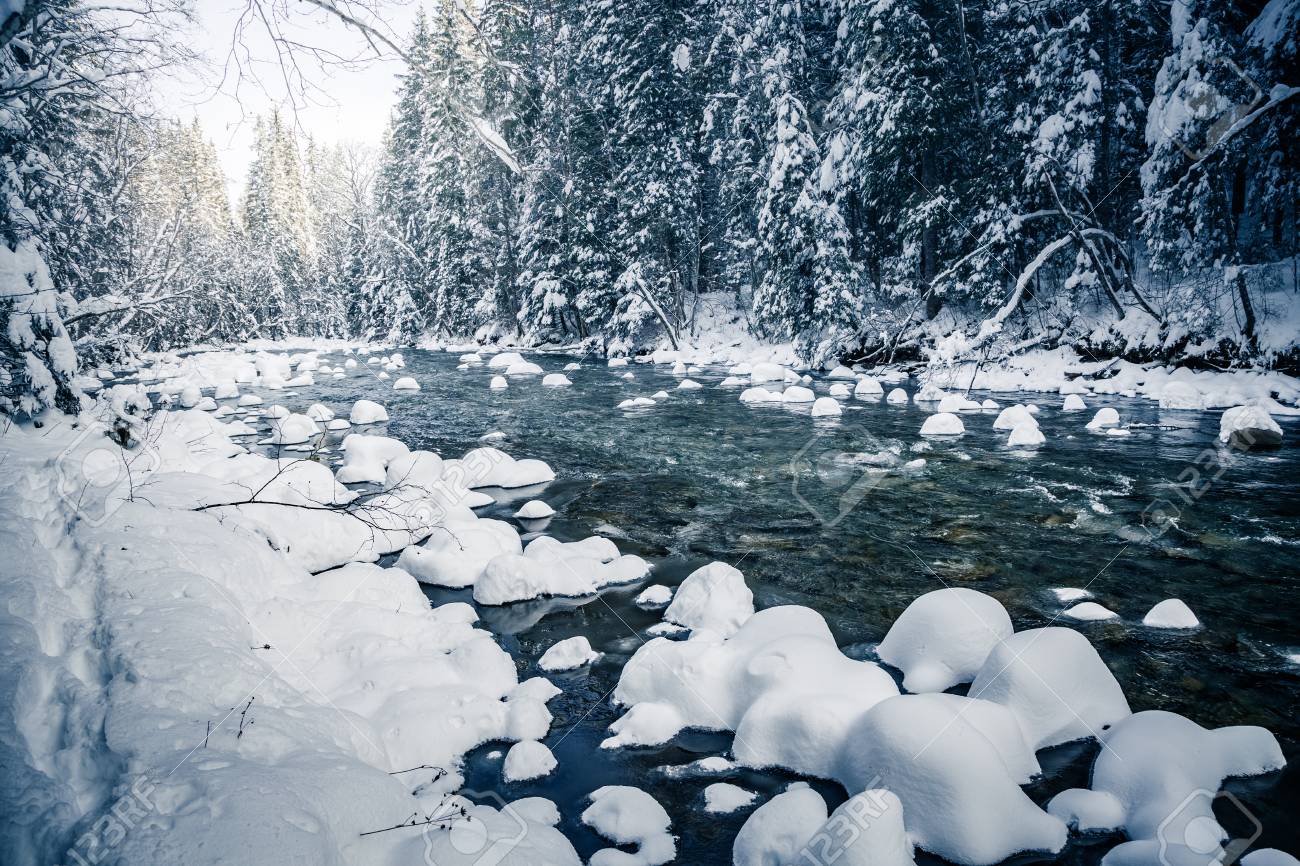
[{"x1": 1, "y1": 0, "x2": 1297, "y2": 417}]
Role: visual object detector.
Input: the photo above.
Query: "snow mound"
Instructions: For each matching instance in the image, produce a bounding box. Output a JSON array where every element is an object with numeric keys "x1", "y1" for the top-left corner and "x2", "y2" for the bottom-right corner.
[
  {"x1": 504, "y1": 740, "x2": 558, "y2": 782},
  {"x1": 678, "y1": 379, "x2": 703, "y2": 390},
  {"x1": 1218, "y1": 405, "x2": 1283, "y2": 448},
  {"x1": 750, "y1": 362, "x2": 788, "y2": 383},
  {"x1": 263, "y1": 413, "x2": 319, "y2": 446},
  {"x1": 506, "y1": 361, "x2": 544, "y2": 375},
  {"x1": 994, "y1": 404, "x2": 1036, "y2": 430},
  {"x1": 662, "y1": 561, "x2": 754, "y2": 637},
  {"x1": 733, "y1": 785, "x2": 828, "y2": 866},
  {"x1": 336, "y1": 434, "x2": 410, "y2": 484},
  {"x1": 488, "y1": 351, "x2": 525, "y2": 368},
  {"x1": 582, "y1": 786, "x2": 675, "y2": 866},
  {"x1": 740, "y1": 387, "x2": 782, "y2": 404},
  {"x1": 1008, "y1": 421, "x2": 1046, "y2": 447},
  {"x1": 473, "y1": 536, "x2": 650, "y2": 605},
  {"x1": 782, "y1": 385, "x2": 815, "y2": 403},
  {"x1": 920, "y1": 412, "x2": 964, "y2": 436},
  {"x1": 635, "y1": 584, "x2": 673, "y2": 607},
  {"x1": 564, "y1": 362, "x2": 580, "y2": 371},
  {"x1": 970, "y1": 627, "x2": 1130, "y2": 749},
  {"x1": 703, "y1": 782, "x2": 757, "y2": 814},
  {"x1": 397, "y1": 517, "x2": 521, "y2": 587},
  {"x1": 305, "y1": 402, "x2": 334, "y2": 421},
  {"x1": 854, "y1": 376, "x2": 884, "y2": 398},
  {"x1": 887, "y1": 387, "x2": 909, "y2": 404},
  {"x1": 877, "y1": 587, "x2": 1013, "y2": 693},
  {"x1": 539, "y1": 636, "x2": 602, "y2": 671},
  {"x1": 542, "y1": 373, "x2": 572, "y2": 386},
  {"x1": 827, "y1": 365, "x2": 856, "y2": 380},
  {"x1": 514, "y1": 499, "x2": 555, "y2": 519},
  {"x1": 1047, "y1": 711, "x2": 1283, "y2": 866},
  {"x1": 1143, "y1": 598, "x2": 1200, "y2": 629},
  {"x1": 1086, "y1": 408, "x2": 1120, "y2": 430},
  {"x1": 414, "y1": 797, "x2": 580, "y2": 865},
  {"x1": 1062, "y1": 601, "x2": 1120, "y2": 621},
  {"x1": 811, "y1": 396, "x2": 843, "y2": 417},
  {"x1": 937, "y1": 394, "x2": 982, "y2": 412},
  {"x1": 838, "y1": 694, "x2": 1066, "y2": 864},
  {"x1": 349, "y1": 399, "x2": 389, "y2": 424},
  {"x1": 1063, "y1": 394, "x2": 1087, "y2": 411},
  {"x1": 1159, "y1": 381, "x2": 1205, "y2": 410},
  {"x1": 393, "y1": 376, "x2": 420, "y2": 390},
  {"x1": 491, "y1": 375, "x2": 508, "y2": 390},
  {"x1": 454, "y1": 446, "x2": 555, "y2": 488}
]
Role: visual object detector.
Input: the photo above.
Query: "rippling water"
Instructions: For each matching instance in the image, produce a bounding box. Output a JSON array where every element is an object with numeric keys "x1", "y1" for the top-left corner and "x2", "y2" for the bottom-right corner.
[{"x1": 281, "y1": 348, "x2": 1299, "y2": 863}]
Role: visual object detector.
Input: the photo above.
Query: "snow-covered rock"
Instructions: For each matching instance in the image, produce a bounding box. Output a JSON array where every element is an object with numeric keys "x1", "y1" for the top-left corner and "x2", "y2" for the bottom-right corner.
[
  {"x1": 750, "y1": 362, "x2": 788, "y2": 384},
  {"x1": 305, "y1": 402, "x2": 334, "y2": 421},
  {"x1": 994, "y1": 404, "x2": 1036, "y2": 430},
  {"x1": 582, "y1": 786, "x2": 675, "y2": 866},
  {"x1": 473, "y1": 536, "x2": 649, "y2": 605},
  {"x1": 877, "y1": 588, "x2": 1013, "y2": 693},
  {"x1": 662, "y1": 561, "x2": 754, "y2": 637},
  {"x1": 542, "y1": 373, "x2": 572, "y2": 386},
  {"x1": 782, "y1": 385, "x2": 815, "y2": 403},
  {"x1": 827, "y1": 365, "x2": 856, "y2": 380},
  {"x1": 263, "y1": 413, "x2": 319, "y2": 446},
  {"x1": 336, "y1": 433, "x2": 409, "y2": 484},
  {"x1": 886, "y1": 387, "x2": 908, "y2": 404},
  {"x1": 854, "y1": 376, "x2": 884, "y2": 398},
  {"x1": 838, "y1": 694, "x2": 1066, "y2": 865},
  {"x1": 392, "y1": 376, "x2": 420, "y2": 390},
  {"x1": 919, "y1": 412, "x2": 964, "y2": 436},
  {"x1": 215, "y1": 382, "x2": 239, "y2": 399},
  {"x1": 937, "y1": 394, "x2": 982, "y2": 412},
  {"x1": 811, "y1": 396, "x2": 843, "y2": 417},
  {"x1": 970, "y1": 627, "x2": 1130, "y2": 749},
  {"x1": 237, "y1": 393, "x2": 263, "y2": 407},
  {"x1": 1062, "y1": 394, "x2": 1087, "y2": 411},
  {"x1": 703, "y1": 783, "x2": 757, "y2": 814},
  {"x1": 488, "y1": 351, "x2": 526, "y2": 369},
  {"x1": 453, "y1": 446, "x2": 555, "y2": 488},
  {"x1": 740, "y1": 387, "x2": 782, "y2": 404},
  {"x1": 1218, "y1": 405, "x2": 1283, "y2": 448},
  {"x1": 1086, "y1": 407, "x2": 1120, "y2": 430},
  {"x1": 1142, "y1": 598, "x2": 1200, "y2": 629},
  {"x1": 490, "y1": 375, "x2": 508, "y2": 390},
  {"x1": 397, "y1": 517, "x2": 521, "y2": 587},
  {"x1": 1047, "y1": 711, "x2": 1283, "y2": 866},
  {"x1": 678, "y1": 379, "x2": 703, "y2": 390},
  {"x1": 514, "y1": 499, "x2": 555, "y2": 519},
  {"x1": 1062, "y1": 601, "x2": 1120, "y2": 621},
  {"x1": 349, "y1": 399, "x2": 388, "y2": 425},
  {"x1": 607, "y1": 357, "x2": 629, "y2": 368},
  {"x1": 564, "y1": 362, "x2": 581, "y2": 371},
  {"x1": 635, "y1": 585, "x2": 673, "y2": 607},
  {"x1": 733, "y1": 785, "x2": 828, "y2": 866},
  {"x1": 506, "y1": 361, "x2": 544, "y2": 376},
  {"x1": 1008, "y1": 421, "x2": 1046, "y2": 447},
  {"x1": 503, "y1": 740, "x2": 558, "y2": 782},
  {"x1": 828, "y1": 382, "x2": 851, "y2": 397},
  {"x1": 540, "y1": 636, "x2": 602, "y2": 671}
]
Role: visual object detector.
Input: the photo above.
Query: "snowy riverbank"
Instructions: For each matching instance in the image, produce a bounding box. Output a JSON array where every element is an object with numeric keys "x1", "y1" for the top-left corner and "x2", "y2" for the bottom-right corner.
[{"x1": 4, "y1": 341, "x2": 1297, "y2": 866}]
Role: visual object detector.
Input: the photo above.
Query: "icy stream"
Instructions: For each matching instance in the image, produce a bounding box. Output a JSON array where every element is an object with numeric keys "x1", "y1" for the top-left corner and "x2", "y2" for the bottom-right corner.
[{"x1": 253, "y1": 348, "x2": 1299, "y2": 863}]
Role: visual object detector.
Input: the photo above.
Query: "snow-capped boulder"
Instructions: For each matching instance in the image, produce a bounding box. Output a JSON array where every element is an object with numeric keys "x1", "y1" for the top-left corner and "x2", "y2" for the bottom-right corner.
[
  {"x1": 542, "y1": 373, "x2": 572, "y2": 386},
  {"x1": 1062, "y1": 394, "x2": 1087, "y2": 411},
  {"x1": 827, "y1": 365, "x2": 856, "y2": 380},
  {"x1": 607, "y1": 357, "x2": 629, "y2": 368},
  {"x1": 1047, "y1": 711, "x2": 1283, "y2": 865},
  {"x1": 514, "y1": 499, "x2": 555, "y2": 519},
  {"x1": 454, "y1": 446, "x2": 555, "y2": 488},
  {"x1": 1062, "y1": 601, "x2": 1120, "y2": 621},
  {"x1": 490, "y1": 375, "x2": 508, "y2": 390},
  {"x1": 828, "y1": 382, "x2": 851, "y2": 397},
  {"x1": 782, "y1": 386, "x2": 815, "y2": 403},
  {"x1": 937, "y1": 394, "x2": 982, "y2": 413},
  {"x1": 263, "y1": 413, "x2": 319, "y2": 446},
  {"x1": 506, "y1": 361, "x2": 544, "y2": 375},
  {"x1": 678, "y1": 379, "x2": 703, "y2": 390},
  {"x1": 392, "y1": 376, "x2": 420, "y2": 391},
  {"x1": 877, "y1": 588, "x2": 1013, "y2": 693},
  {"x1": 397, "y1": 517, "x2": 521, "y2": 587},
  {"x1": 564, "y1": 362, "x2": 581, "y2": 371},
  {"x1": 740, "y1": 387, "x2": 781, "y2": 404},
  {"x1": 214, "y1": 382, "x2": 240, "y2": 399},
  {"x1": 750, "y1": 362, "x2": 788, "y2": 384},
  {"x1": 237, "y1": 393, "x2": 263, "y2": 407},
  {"x1": 504, "y1": 740, "x2": 557, "y2": 782},
  {"x1": 970, "y1": 627, "x2": 1130, "y2": 749},
  {"x1": 582, "y1": 786, "x2": 675, "y2": 866},
  {"x1": 837, "y1": 695, "x2": 1067, "y2": 865},
  {"x1": 349, "y1": 399, "x2": 388, "y2": 425},
  {"x1": 733, "y1": 785, "x2": 828, "y2": 866},
  {"x1": 1143, "y1": 598, "x2": 1200, "y2": 629},
  {"x1": 994, "y1": 404, "x2": 1035, "y2": 430},
  {"x1": 305, "y1": 402, "x2": 334, "y2": 421},
  {"x1": 703, "y1": 783, "x2": 757, "y2": 815},
  {"x1": 488, "y1": 351, "x2": 526, "y2": 369},
  {"x1": 325, "y1": 418, "x2": 350, "y2": 431},
  {"x1": 336, "y1": 434, "x2": 409, "y2": 484},
  {"x1": 1086, "y1": 407, "x2": 1120, "y2": 430},
  {"x1": 663, "y1": 561, "x2": 754, "y2": 637},
  {"x1": 919, "y1": 412, "x2": 964, "y2": 436},
  {"x1": 811, "y1": 397, "x2": 842, "y2": 417},
  {"x1": 854, "y1": 376, "x2": 884, "y2": 398},
  {"x1": 1218, "y1": 405, "x2": 1283, "y2": 448},
  {"x1": 630, "y1": 586, "x2": 670, "y2": 610},
  {"x1": 474, "y1": 537, "x2": 649, "y2": 605},
  {"x1": 539, "y1": 635, "x2": 602, "y2": 672},
  {"x1": 886, "y1": 388, "x2": 908, "y2": 404},
  {"x1": 1008, "y1": 422, "x2": 1045, "y2": 447}
]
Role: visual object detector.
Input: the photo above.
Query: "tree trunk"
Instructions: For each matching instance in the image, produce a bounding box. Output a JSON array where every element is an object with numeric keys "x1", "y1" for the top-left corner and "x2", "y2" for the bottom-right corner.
[{"x1": 921, "y1": 149, "x2": 943, "y2": 319}]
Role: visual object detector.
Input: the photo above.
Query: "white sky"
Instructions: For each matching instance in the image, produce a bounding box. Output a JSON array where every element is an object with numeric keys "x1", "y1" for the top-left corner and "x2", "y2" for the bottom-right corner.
[{"x1": 156, "y1": 1, "x2": 418, "y2": 200}]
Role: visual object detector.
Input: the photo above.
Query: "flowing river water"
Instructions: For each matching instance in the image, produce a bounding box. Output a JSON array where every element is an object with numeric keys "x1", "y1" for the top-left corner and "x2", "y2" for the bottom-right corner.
[{"x1": 249, "y1": 347, "x2": 1299, "y2": 864}]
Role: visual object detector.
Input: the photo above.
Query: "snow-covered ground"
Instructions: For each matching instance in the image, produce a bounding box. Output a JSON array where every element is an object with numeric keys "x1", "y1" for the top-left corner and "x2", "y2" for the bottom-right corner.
[{"x1": 6, "y1": 340, "x2": 1296, "y2": 866}]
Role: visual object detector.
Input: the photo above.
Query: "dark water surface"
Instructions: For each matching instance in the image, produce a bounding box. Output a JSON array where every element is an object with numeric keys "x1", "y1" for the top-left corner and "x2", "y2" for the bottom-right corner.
[{"x1": 280, "y1": 348, "x2": 1299, "y2": 863}]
